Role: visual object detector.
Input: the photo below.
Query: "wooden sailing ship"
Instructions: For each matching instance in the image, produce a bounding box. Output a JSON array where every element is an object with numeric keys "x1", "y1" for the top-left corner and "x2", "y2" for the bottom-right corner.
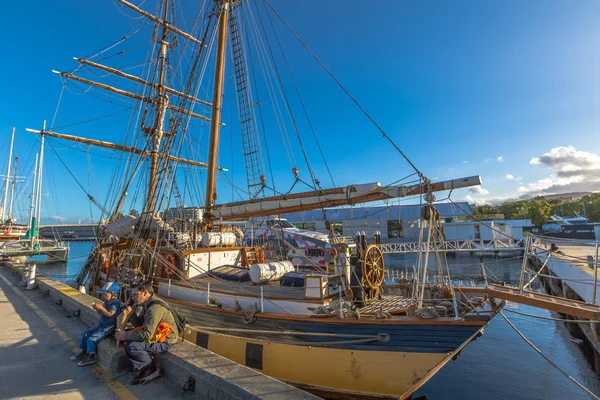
[{"x1": 34, "y1": 1, "x2": 505, "y2": 398}]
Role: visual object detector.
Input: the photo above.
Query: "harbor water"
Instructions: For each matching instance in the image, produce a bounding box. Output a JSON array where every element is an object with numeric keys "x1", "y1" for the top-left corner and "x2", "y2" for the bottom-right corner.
[{"x1": 39, "y1": 243, "x2": 600, "y2": 399}]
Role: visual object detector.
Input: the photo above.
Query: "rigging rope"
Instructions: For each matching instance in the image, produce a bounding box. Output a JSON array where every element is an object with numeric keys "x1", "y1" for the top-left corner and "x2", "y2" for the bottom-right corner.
[{"x1": 263, "y1": 0, "x2": 426, "y2": 181}]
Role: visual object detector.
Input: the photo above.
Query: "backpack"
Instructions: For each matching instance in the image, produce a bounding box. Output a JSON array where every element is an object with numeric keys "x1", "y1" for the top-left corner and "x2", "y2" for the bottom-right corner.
[{"x1": 146, "y1": 298, "x2": 187, "y2": 337}]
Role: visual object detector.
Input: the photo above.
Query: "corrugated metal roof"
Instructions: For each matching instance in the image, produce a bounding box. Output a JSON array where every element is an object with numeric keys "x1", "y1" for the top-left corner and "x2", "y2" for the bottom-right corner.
[{"x1": 281, "y1": 202, "x2": 473, "y2": 222}]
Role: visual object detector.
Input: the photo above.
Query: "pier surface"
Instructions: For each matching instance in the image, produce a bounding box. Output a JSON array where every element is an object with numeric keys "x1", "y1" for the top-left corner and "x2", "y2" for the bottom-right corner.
[
  {"x1": 0, "y1": 267, "x2": 181, "y2": 399},
  {"x1": 0, "y1": 267, "x2": 317, "y2": 400}
]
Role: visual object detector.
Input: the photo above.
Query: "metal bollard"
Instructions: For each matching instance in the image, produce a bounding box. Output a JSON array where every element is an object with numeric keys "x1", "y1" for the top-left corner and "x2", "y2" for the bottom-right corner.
[{"x1": 26, "y1": 263, "x2": 37, "y2": 290}]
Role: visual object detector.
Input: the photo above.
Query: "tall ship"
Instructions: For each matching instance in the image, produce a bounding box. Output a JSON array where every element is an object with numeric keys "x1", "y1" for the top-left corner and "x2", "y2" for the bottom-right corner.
[{"x1": 33, "y1": 1, "x2": 505, "y2": 398}]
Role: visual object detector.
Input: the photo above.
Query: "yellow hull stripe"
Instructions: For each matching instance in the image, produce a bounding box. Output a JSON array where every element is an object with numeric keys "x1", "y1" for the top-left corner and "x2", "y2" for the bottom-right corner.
[{"x1": 186, "y1": 328, "x2": 449, "y2": 398}]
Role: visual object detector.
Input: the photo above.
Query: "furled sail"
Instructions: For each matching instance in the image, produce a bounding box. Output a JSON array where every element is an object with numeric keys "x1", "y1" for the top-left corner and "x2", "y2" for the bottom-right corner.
[{"x1": 212, "y1": 176, "x2": 481, "y2": 220}]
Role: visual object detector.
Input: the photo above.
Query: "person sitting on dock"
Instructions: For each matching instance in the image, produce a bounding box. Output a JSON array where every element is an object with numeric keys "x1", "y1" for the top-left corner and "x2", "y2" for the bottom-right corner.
[
  {"x1": 70, "y1": 282, "x2": 122, "y2": 366},
  {"x1": 115, "y1": 281, "x2": 179, "y2": 385}
]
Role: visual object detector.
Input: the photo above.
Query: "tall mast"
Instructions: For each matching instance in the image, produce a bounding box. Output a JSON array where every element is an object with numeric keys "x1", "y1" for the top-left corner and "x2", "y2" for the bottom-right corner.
[
  {"x1": 7, "y1": 156, "x2": 18, "y2": 221},
  {"x1": 146, "y1": 0, "x2": 171, "y2": 215},
  {"x1": 203, "y1": 0, "x2": 231, "y2": 230},
  {"x1": 36, "y1": 123, "x2": 46, "y2": 230},
  {"x1": 27, "y1": 154, "x2": 38, "y2": 240},
  {"x1": 1, "y1": 127, "x2": 15, "y2": 222}
]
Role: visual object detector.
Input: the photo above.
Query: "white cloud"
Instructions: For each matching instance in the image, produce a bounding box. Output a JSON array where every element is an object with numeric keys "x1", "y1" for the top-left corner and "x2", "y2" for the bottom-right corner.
[
  {"x1": 520, "y1": 146, "x2": 600, "y2": 195},
  {"x1": 51, "y1": 216, "x2": 66, "y2": 221},
  {"x1": 530, "y1": 146, "x2": 600, "y2": 171},
  {"x1": 464, "y1": 195, "x2": 491, "y2": 206},
  {"x1": 484, "y1": 158, "x2": 490, "y2": 162},
  {"x1": 468, "y1": 186, "x2": 489, "y2": 195},
  {"x1": 462, "y1": 161, "x2": 468, "y2": 164},
  {"x1": 497, "y1": 156, "x2": 504, "y2": 163},
  {"x1": 506, "y1": 174, "x2": 515, "y2": 180}
]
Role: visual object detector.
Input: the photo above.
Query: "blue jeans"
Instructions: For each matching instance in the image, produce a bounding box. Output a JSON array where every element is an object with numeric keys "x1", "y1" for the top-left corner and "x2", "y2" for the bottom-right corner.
[
  {"x1": 79, "y1": 324, "x2": 114, "y2": 354},
  {"x1": 125, "y1": 341, "x2": 173, "y2": 371}
]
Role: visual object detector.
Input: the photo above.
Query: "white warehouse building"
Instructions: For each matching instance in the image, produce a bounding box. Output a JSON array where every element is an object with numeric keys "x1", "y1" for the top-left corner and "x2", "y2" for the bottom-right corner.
[{"x1": 280, "y1": 202, "x2": 473, "y2": 242}]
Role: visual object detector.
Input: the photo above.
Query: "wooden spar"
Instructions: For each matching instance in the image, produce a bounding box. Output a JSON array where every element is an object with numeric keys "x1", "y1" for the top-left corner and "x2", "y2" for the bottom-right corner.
[
  {"x1": 489, "y1": 284, "x2": 600, "y2": 320},
  {"x1": 146, "y1": 0, "x2": 170, "y2": 214},
  {"x1": 52, "y1": 71, "x2": 210, "y2": 122},
  {"x1": 25, "y1": 129, "x2": 229, "y2": 171},
  {"x1": 75, "y1": 58, "x2": 212, "y2": 107},
  {"x1": 220, "y1": 186, "x2": 347, "y2": 208},
  {"x1": 212, "y1": 176, "x2": 481, "y2": 220},
  {"x1": 203, "y1": 1, "x2": 230, "y2": 229},
  {"x1": 116, "y1": 0, "x2": 202, "y2": 46}
]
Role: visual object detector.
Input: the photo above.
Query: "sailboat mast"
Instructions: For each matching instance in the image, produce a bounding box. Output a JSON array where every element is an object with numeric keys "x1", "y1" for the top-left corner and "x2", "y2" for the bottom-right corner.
[
  {"x1": 203, "y1": 0, "x2": 231, "y2": 230},
  {"x1": 8, "y1": 156, "x2": 18, "y2": 220},
  {"x1": 147, "y1": 0, "x2": 171, "y2": 215},
  {"x1": 1, "y1": 127, "x2": 15, "y2": 222},
  {"x1": 28, "y1": 154, "x2": 38, "y2": 240},
  {"x1": 36, "y1": 126, "x2": 45, "y2": 230}
]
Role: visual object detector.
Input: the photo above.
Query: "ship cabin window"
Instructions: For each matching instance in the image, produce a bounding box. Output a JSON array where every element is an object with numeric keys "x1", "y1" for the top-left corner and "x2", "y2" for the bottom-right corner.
[
  {"x1": 330, "y1": 222, "x2": 343, "y2": 235},
  {"x1": 474, "y1": 225, "x2": 481, "y2": 240},
  {"x1": 295, "y1": 222, "x2": 316, "y2": 231},
  {"x1": 387, "y1": 220, "x2": 403, "y2": 238}
]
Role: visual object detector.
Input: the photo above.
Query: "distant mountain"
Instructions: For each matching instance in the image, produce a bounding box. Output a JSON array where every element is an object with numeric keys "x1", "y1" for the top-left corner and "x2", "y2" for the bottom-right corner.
[{"x1": 539, "y1": 192, "x2": 592, "y2": 201}]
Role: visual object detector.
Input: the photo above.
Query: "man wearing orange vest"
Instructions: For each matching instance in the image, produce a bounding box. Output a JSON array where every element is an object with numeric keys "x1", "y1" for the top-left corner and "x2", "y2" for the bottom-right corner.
[{"x1": 115, "y1": 282, "x2": 178, "y2": 384}]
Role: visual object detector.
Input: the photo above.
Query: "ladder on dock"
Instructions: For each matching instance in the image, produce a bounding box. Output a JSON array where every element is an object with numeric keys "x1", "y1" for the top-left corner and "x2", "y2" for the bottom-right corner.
[{"x1": 488, "y1": 284, "x2": 600, "y2": 320}]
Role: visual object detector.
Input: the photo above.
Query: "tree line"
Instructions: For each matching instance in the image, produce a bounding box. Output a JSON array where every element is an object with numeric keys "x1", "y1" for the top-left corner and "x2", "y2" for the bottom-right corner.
[{"x1": 472, "y1": 193, "x2": 600, "y2": 226}]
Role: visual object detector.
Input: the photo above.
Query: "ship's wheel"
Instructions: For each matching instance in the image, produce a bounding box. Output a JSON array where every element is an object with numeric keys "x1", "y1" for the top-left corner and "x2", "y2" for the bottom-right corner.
[{"x1": 361, "y1": 244, "x2": 385, "y2": 290}]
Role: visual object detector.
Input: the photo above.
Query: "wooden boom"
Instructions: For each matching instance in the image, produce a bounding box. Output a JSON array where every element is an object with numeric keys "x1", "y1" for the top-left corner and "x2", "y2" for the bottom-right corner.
[
  {"x1": 75, "y1": 58, "x2": 212, "y2": 107},
  {"x1": 53, "y1": 71, "x2": 211, "y2": 122},
  {"x1": 116, "y1": 0, "x2": 203, "y2": 46},
  {"x1": 212, "y1": 176, "x2": 482, "y2": 220},
  {"x1": 25, "y1": 129, "x2": 227, "y2": 171}
]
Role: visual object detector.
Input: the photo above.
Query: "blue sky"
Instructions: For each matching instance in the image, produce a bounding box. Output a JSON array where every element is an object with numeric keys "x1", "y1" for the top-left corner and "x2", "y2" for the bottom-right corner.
[{"x1": 1, "y1": 0, "x2": 600, "y2": 224}]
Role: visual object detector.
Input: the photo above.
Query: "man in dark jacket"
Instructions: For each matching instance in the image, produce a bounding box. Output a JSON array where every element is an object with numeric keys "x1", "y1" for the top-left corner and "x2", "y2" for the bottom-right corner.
[{"x1": 115, "y1": 282, "x2": 178, "y2": 384}]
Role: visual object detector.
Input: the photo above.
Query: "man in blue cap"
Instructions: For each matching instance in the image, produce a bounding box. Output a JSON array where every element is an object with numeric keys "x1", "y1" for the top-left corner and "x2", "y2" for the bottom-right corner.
[{"x1": 70, "y1": 281, "x2": 122, "y2": 366}]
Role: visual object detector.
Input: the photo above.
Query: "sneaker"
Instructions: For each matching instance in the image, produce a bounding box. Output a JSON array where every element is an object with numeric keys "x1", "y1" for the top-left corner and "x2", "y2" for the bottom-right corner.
[
  {"x1": 77, "y1": 353, "x2": 97, "y2": 367},
  {"x1": 70, "y1": 351, "x2": 87, "y2": 361}
]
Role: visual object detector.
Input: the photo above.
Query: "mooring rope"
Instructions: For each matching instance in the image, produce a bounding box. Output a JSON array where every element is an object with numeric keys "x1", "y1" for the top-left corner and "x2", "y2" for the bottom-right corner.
[{"x1": 500, "y1": 311, "x2": 600, "y2": 400}]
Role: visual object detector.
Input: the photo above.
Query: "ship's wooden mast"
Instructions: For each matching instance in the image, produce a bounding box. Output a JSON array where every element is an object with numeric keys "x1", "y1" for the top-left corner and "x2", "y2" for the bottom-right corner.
[
  {"x1": 145, "y1": 0, "x2": 171, "y2": 215},
  {"x1": 203, "y1": 0, "x2": 231, "y2": 231},
  {"x1": 42, "y1": 0, "x2": 213, "y2": 219}
]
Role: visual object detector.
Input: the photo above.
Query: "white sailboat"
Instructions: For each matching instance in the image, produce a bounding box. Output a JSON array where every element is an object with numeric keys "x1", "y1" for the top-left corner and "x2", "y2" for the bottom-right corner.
[{"x1": 0, "y1": 125, "x2": 69, "y2": 261}]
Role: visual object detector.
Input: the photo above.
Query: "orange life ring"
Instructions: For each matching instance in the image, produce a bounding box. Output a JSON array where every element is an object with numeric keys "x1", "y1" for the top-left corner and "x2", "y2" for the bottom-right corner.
[
  {"x1": 3, "y1": 228, "x2": 11, "y2": 235},
  {"x1": 260, "y1": 251, "x2": 265, "y2": 264},
  {"x1": 165, "y1": 253, "x2": 176, "y2": 278},
  {"x1": 102, "y1": 261, "x2": 109, "y2": 272}
]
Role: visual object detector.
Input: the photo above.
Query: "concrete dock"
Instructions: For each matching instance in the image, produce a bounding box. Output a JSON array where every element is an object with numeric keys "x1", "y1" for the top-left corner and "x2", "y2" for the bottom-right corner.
[{"x1": 0, "y1": 266, "x2": 318, "y2": 400}]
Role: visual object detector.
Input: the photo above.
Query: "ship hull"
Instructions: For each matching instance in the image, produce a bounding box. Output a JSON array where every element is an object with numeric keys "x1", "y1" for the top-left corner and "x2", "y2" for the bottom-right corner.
[{"x1": 165, "y1": 296, "x2": 493, "y2": 399}]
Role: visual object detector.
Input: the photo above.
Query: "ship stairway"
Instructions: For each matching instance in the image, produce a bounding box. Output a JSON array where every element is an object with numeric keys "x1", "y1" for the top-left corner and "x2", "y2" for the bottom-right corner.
[{"x1": 229, "y1": 13, "x2": 263, "y2": 198}]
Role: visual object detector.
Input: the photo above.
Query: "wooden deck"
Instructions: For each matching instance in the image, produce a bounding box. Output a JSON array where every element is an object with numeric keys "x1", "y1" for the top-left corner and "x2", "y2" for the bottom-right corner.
[{"x1": 357, "y1": 295, "x2": 414, "y2": 315}]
